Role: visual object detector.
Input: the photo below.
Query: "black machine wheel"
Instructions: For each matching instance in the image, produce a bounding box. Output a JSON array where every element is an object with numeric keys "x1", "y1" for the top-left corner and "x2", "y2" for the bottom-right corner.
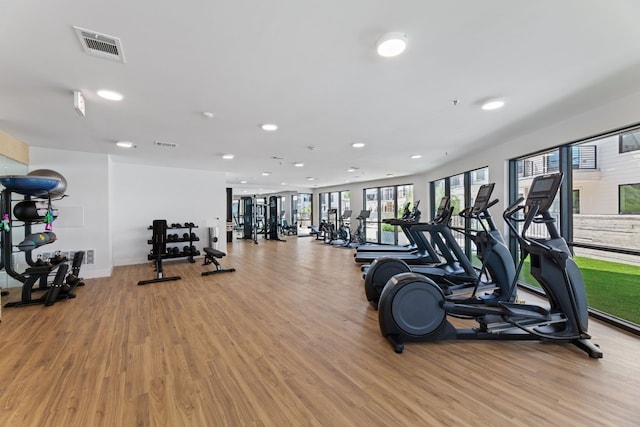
[
  {"x1": 378, "y1": 272, "x2": 448, "y2": 342},
  {"x1": 364, "y1": 258, "x2": 411, "y2": 309}
]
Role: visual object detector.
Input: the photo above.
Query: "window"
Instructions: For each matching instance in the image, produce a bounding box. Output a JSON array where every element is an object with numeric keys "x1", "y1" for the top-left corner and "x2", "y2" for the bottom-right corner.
[
  {"x1": 514, "y1": 149, "x2": 561, "y2": 243},
  {"x1": 545, "y1": 151, "x2": 559, "y2": 173},
  {"x1": 295, "y1": 193, "x2": 312, "y2": 235},
  {"x1": 380, "y1": 186, "x2": 396, "y2": 244},
  {"x1": 433, "y1": 179, "x2": 445, "y2": 206},
  {"x1": 340, "y1": 191, "x2": 350, "y2": 213},
  {"x1": 619, "y1": 130, "x2": 640, "y2": 153},
  {"x1": 510, "y1": 128, "x2": 640, "y2": 331},
  {"x1": 619, "y1": 184, "x2": 640, "y2": 214},
  {"x1": 329, "y1": 192, "x2": 339, "y2": 212},
  {"x1": 364, "y1": 188, "x2": 379, "y2": 243},
  {"x1": 319, "y1": 193, "x2": 329, "y2": 222},
  {"x1": 396, "y1": 185, "x2": 414, "y2": 246},
  {"x1": 572, "y1": 145, "x2": 597, "y2": 170},
  {"x1": 363, "y1": 184, "x2": 414, "y2": 244},
  {"x1": 430, "y1": 167, "x2": 489, "y2": 264}
]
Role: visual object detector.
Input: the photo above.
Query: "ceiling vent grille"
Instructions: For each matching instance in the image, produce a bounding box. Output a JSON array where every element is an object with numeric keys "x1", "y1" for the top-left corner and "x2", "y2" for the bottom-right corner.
[
  {"x1": 153, "y1": 141, "x2": 178, "y2": 148},
  {"x1": 73, "y1": 26, "x2": 125, "y2": 63}
]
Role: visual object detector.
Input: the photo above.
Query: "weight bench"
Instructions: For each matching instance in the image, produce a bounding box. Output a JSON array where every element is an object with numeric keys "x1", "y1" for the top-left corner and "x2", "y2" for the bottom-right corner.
[
  {"x1": 202, "y1": 247, "x2": 236, "y2": 276},
  {"x1": 309, "y1": 225, "x2": 324, "y2": 240}
]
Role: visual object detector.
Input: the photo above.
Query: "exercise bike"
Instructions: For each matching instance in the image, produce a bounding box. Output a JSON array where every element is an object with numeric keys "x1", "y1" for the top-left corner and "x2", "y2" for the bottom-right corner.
[
  {"x1": 347, "y1": 209, "x2": 370, "y2": 248},
  {"x1": 377, "y1": 172, "x2": 602, "y2": 358}
]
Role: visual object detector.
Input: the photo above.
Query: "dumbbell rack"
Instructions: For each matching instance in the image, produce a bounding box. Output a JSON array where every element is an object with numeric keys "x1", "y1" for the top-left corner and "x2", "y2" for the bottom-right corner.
[{"x1": 147, "y1": 222, "x2": 200, "y2": 263}]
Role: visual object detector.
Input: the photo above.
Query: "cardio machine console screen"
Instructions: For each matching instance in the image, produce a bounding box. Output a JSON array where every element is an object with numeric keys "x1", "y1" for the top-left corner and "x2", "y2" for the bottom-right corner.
[
  {"x1": 472, "y1": 182, "x2": 495, "y2": 212},
  {"x1": 526, "y1": 173, "x2": 563, "y2": 213},
  {"x1": 435, "y1": 196, "x2": 450, "y2": 216}
]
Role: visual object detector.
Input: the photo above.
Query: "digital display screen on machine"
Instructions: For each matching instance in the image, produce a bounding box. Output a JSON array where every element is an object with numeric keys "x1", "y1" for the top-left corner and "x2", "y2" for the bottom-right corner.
[{"x1": 473, "y1": 183, "x2": 495, "y2": 210}]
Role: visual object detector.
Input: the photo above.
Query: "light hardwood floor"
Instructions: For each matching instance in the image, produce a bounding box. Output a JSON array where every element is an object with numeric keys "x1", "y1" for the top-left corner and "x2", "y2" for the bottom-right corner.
[{"x1": 0, "y1": 237, "x2": 639, "y2": 426}]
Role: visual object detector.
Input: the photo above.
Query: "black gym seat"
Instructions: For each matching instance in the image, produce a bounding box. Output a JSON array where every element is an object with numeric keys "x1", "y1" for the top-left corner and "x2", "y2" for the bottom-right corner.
[{"x1": 202, "y1": 247, "x2": 236, "y2": 276}]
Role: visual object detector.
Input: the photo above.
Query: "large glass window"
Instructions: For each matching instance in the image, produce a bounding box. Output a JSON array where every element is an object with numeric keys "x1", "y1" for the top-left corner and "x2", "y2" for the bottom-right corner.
[
  {"x1": 380, "y1": 186, "x2": 396, "y2": 244},
  {"x1": 514, "y1": 149, "x2": 561, "y2": 242},
  {"x1": 362, "y1": 184, "x2": 414, "y2": 244},
  {"x1": 319, "y1": 193, "x2": 329, "y2": 222},
  {"x1": 364, "y1": 188, "x2": 379, "y2": 243},
  {"x1": 397, "y1": 184, "x2": 414, "y2": 246},
  {"x1": 511, "y1": 128, "x2": 640, "y2": 330},
  {"x1": 432, "y1": 179, "x2": 445, "y2": 208},
  {"x1": 295, "y1": 193, "x2": 312, "y2": 235},
  {"x1": 430, "y1": 167, "x2": 489, "y2": 265},
  {"x1": 340, "y1": 191, "x2": 351, "y2": 213},
  {"x1": 449, "y1": 173, "x2": 466, "y2": 249}
]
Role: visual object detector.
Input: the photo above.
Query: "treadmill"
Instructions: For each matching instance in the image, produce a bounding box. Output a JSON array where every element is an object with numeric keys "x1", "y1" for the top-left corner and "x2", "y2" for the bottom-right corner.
[
  {"x1": 354, "y1": 198, "x2": 450, "y2": 265},
  {"x1": 354, "y1": 201, "x2": 419, "y2": 253}
]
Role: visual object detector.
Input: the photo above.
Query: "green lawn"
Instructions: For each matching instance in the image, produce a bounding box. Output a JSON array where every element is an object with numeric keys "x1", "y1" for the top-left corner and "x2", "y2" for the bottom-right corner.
[{"x1": 518, "y1": 256, "x2": 640, "y2": 326}]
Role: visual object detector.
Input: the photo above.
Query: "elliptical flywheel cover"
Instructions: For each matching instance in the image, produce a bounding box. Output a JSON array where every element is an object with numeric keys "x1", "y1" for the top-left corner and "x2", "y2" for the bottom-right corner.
[{"x1": 390, "y1": 277, "x2": 446, "y2": 337}]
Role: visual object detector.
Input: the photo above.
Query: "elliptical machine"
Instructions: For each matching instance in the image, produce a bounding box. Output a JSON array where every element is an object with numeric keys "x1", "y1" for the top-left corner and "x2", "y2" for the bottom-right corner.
[
  {"x1": 364, "y1": 184, "x2": 515, "y2": 308},
  {"x1": 377, "y1": 173, "x2": 602, "y2": 358}
]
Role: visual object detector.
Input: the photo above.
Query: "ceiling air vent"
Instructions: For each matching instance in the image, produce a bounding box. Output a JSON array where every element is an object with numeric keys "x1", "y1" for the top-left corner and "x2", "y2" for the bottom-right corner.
[
  {"x1": 73, "y1": 26, "x2": 125, "y2": 63},
  {"x1": 153, "y1": 141, "x2": 178, "y2": 148}
]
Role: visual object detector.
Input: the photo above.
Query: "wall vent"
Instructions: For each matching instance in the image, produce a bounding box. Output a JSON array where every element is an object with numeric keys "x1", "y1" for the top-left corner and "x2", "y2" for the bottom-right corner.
[
  {"x1": 73, "y1": 26, "x2": 125, "y2": 63},
  {"x1": 153, "y1": 141, "x2": 178, "y2": 148}
]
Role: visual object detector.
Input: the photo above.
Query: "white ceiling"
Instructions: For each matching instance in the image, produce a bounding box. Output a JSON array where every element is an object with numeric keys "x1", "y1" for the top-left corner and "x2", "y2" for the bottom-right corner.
[{"x1": 1, "y1": 1, "x2": 640, "y2": 195}]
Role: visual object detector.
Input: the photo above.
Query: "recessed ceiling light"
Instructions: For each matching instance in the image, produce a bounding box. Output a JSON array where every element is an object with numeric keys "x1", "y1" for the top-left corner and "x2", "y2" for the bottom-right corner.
[
  {"x1": 262, "y1": 172, "x2": 271, "y2": 176},
  {"x1": 222, "y1": 154, "x2": 234, "y2": 160},
  {"x1": 411, "y1": 154, "x2": 422, "y2": 159},
  {"x1": 347, "y1": 168, "x2": 356, "y2": 172},
  {"x1": 116, "y1": 141, "x2": 134, "y2": 148},
  {"x1": 261, "y1": 123, "x2": 278, "y2": 131},
  {"x1": 351, "y1": 142, "x2": 365, "y2": 148},
  {"x1": 97, "y1": 89, "x2": 123, "y2": 101},
  {"x1": 482, "y1": 99, "x2": 505, "y2": 110},
  {"x1": 376, "y1": 32, "x2": 408, "y2": 57},
  {"x1": 202, "y1": 112, "x2": 214, "y2": 118},
  {"x1": 307, "y1": 177, "x2": 316, "y2": 181},
  {"x1": 294, "y1": 162, "x2": 304, "y2": 167},
  {"x1": 240, "y1": 180, "x2": 247, "y2": 184},
  {"x1": 280, "y1": 182, "x2": 287, "y2": 186}
]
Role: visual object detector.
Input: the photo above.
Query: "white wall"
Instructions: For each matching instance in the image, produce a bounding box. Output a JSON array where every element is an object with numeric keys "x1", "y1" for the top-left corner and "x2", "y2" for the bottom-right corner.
[
  {"x1": 110, "y1": 162, "x2": 226, "y2": 266},
  {"x1": 29, "y1": 148, "x2": 112, "y2": 278},
  {"x1": 28, "y1": 147, "x2": 227, "y2": 277}
]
